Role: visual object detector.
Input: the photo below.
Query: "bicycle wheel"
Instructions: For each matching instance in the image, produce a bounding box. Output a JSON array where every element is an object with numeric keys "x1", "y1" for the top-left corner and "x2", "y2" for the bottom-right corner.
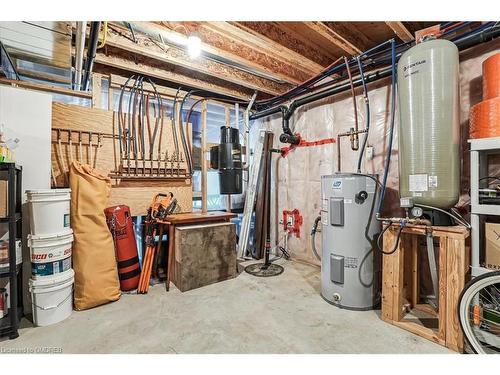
[{"x1": 458, "y1": 270, "x2": 500, "y2": 354}]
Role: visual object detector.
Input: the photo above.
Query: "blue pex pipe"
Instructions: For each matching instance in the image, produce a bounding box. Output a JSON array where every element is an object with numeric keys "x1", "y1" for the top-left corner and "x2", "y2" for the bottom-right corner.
[{"x1": 376, "y1": 39, "x2": 397, "y2": 215}]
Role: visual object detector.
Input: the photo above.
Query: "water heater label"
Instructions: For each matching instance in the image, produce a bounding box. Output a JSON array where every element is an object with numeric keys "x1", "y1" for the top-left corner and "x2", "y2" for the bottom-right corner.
[
  {"x1": 409, "y1": 174, "x2": 428, "y2": 192},
  {"x1": 332, "y1": 180, "x2": 342, "y2": 190},
  {"x1": 344, "y1": 257, "x2": 358, "y2": 269},
  {"x1": 321, "y1": 210, "x2": 328, "y2": 226}
]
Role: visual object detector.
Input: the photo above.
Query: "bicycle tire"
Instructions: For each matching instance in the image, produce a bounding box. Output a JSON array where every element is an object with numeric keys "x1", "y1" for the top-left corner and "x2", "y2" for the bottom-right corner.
[{"x1": 458, "y1": 270, "x2": 500, "y2": 354}]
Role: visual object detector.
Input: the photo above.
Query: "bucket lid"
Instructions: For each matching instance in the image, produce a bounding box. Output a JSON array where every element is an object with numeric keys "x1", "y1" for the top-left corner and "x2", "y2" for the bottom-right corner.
[
  {"x1": 28, "y1": 229, "x2": 73, "y2": 242},
  {"x1": 26, "y1": 189, "x2": 71, "y2": 195},
  {"x1": 29, "y1": 269, "x2": 74, "y2": 289}
]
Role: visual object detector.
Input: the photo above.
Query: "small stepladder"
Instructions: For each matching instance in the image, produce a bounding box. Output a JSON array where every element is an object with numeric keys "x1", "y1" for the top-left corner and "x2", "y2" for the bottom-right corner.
[{"x1": 381, "y1": 223, "x2": 470, "y2": 352}]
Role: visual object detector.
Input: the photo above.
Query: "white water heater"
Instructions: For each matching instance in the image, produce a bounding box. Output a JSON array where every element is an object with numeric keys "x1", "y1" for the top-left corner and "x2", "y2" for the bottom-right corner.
[{"x1": 397, "y1": 39, "x2": 460, "y2": 209}]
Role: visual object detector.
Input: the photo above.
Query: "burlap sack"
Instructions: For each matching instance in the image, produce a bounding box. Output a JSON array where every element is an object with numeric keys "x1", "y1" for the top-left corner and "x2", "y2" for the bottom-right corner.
[{"x1": 70, "y1": 161, "x2": 120, "y2": 310}]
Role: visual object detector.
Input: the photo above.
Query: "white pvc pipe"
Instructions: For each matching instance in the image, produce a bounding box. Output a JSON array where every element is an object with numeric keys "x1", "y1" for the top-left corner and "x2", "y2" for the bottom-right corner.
[{"x1": 74, "y1": 21, "x2": 87, "y2": 91}]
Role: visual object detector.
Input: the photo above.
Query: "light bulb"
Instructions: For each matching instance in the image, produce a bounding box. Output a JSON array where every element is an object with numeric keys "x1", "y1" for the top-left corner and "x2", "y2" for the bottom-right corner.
[{"x1": 187, "y1": 34, "x2": 201, "y2": 59}]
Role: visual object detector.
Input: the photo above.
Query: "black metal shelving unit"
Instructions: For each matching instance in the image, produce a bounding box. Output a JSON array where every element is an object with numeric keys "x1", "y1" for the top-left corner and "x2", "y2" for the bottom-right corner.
[{"x1": 0, "y1": 163, "x2": 22, "y2": 340}]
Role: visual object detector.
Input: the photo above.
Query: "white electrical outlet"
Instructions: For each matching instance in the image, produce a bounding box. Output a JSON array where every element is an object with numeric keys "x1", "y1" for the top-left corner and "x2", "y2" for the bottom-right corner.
[{"x1": 366, "y1": 146, "x2": 374, "y2": 160}]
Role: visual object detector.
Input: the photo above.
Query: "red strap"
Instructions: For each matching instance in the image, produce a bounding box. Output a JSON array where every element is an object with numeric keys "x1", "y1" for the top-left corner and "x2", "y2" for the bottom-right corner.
[{"x1": 280, "y1": 134, "x2": 336, "y2": 157}]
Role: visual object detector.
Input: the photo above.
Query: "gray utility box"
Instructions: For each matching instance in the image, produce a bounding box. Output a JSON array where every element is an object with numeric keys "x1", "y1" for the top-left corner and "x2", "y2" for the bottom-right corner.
[{"x1": 320, "y1": 174, "x2": 381, "y2": 310}]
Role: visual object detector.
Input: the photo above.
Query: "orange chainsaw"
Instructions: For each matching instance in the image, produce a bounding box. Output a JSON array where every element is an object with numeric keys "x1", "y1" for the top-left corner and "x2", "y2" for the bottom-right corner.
[{"x1": 137, "y1": 193, "x2": 178, "y2": 293}]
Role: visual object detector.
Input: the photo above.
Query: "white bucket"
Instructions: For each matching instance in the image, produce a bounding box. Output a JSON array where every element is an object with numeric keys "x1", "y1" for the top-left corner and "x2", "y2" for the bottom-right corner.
[
  {"x1": 29, "y1": 269, "x2": 74, "y2": 326},
  {"x1": 28, "y1": 230, "x2": 73, "y2": 263},
  {"x1": 27, "y1": 189, "x2": 71, "y2": 236},
  {"x1": 29, "y1": 230, "x2": 73, "y2": 278}
]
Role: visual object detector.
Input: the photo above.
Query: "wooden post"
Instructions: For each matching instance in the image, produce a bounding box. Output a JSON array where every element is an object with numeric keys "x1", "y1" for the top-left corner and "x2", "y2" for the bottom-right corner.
[{"x1": 201, "y1": 100, "x2": 208, "y2": 213}]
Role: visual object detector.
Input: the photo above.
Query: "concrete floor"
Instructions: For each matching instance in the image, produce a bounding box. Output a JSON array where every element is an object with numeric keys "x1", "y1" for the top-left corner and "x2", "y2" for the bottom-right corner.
[{"x1": 0, "y1": 260, "x2": 451, "y2": 354}]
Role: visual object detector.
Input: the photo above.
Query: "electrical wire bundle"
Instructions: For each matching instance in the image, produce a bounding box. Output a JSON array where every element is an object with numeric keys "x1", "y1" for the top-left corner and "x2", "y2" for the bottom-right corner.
[
  {"x1": 117, "y1": 75, "x2": 164, "y2": 174},
  {"x1": 252, "y1": 22, "x2": 498, "y2": 114}
]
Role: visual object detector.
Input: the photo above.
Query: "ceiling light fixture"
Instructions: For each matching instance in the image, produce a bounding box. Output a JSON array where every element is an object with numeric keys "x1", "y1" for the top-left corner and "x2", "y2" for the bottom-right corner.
[{"x1": 187, "y1": 34, "x2": 201, "y2": 59}]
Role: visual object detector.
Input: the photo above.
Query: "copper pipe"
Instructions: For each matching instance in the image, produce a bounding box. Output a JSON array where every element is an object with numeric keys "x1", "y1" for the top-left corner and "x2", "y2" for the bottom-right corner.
[
  {"x1": 344, "y1": 56, "x2": 359, "y2": 151},
  {"x1": 337, "y1": 128, "x2": 368, "y2": 171}
]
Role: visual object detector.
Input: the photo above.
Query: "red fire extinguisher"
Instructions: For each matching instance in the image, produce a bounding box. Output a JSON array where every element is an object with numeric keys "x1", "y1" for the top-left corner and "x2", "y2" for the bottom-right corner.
[{"x1": 104, "y1": 205, "x2": 141, "y2": 291}]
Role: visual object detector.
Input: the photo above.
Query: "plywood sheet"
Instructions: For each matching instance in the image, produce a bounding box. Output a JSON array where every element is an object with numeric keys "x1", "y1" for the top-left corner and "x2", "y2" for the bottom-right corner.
[{"x1": 51, "y1": 102, "x2": 192, "y2": 215}]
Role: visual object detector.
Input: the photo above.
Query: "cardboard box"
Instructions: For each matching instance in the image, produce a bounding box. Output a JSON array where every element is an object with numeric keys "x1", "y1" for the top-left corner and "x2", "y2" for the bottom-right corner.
[
  {"x1": 485, "y1": 222, "x2": 500, "y2": 270},
  {"x1": 0, "y1": 180, "x2": 7, "y2": 218}
]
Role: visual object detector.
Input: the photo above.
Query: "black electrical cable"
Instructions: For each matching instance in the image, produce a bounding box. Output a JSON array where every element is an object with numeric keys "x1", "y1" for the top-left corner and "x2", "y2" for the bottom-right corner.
[
  {"x1": 117, "y1": 74, "x2": 135, "y2": 159},
  {"x1": 171, "y1": 87, "x2": 182, "y2": 158},
  {"x1": 179, "y1": 89, "x2": 201, "y2": 175},
  {"x1": 126, "y1": 76, "x2": 141, "y2": 160},
  {"x1": 310, "y1": 215, "x2": 322, "y2": 261},
  {"x1": 252, "y1": 22, "x2": 496, "y2": 114},
  {"x1": 376, "y1": 223, "x2": 404, "y2": 255},
  {"x1": 145, "y1": 77, "x2": 163, "y2": 154}
]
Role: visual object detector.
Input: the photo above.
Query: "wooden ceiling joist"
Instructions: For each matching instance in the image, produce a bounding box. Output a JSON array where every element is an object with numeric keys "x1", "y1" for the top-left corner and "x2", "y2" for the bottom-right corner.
[
  {"x1": 385, "y1": 22, "x2": 414, "y2": 42},
  {"x1": 94, "y1": 52, "x2": 252, "y2": 100},
  {"x1": 103, "y1": 31, "x2": 288, "y2": 96},
  {"x1": 233, "y1": 21, "x2": 336, "y2": 66},
  {"x1": 303, "y1": 22, "x2": 363, "y2": 56},
  {"x1": 322, "y1": 22, "x2": 373, "y2": 53},
  {"x1": 0, "y1": 77, "x2": 92, "y2": 99},
  {"x1": 155, "y1": 21, "x2": 312, "y2": 85},
  {"x1": 209, "y1": 21, "x2": 325, "y2": 74}
]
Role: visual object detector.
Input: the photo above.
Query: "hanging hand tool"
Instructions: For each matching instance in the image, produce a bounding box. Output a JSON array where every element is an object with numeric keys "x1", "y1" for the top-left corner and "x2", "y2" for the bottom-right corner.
[
  {"x1": 88, "y1": 131, "x2": 93, "y2": 167},
  {"x1": 78, "y1": 131, "x2": 83, "y2": 162},
  {"x1": 93, "y1": 133, "x2": 102, "y2": 169},
  {"x1": 68, "y1": 130, "x2": 73, "y2": 164},
  {"x1": 51, "y1": 164, "x2": 57, "y2": 187},
  {"x1": 56, "y1": 129, "x2": 68, "y2": 185},
  {"x1": 177, "y1": 152, "x2": 182, "y2": 177}
]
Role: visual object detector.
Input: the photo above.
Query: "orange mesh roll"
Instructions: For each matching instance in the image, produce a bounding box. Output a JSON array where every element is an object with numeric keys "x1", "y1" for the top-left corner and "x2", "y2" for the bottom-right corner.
[
  {"x1": 469, "y1": 97, "x2": 500, "y2": 139},
  {"x1": 483, "y1": 53, "x2": 500, "y2": 101}
]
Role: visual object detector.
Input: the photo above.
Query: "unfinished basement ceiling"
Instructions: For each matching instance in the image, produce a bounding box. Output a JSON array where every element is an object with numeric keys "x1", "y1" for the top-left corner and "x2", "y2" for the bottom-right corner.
[{"x1": 92, "y1": 21, "x2": 441, "y2": 100}]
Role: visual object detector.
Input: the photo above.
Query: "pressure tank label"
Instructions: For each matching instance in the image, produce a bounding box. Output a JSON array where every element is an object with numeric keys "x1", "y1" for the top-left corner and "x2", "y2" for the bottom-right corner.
[
  {"x1": 409, "y1": 174, "x2": 428, "y2": 192},
  {"x1": 428, "y1": 175, "x2": 438, "y2": 188}
]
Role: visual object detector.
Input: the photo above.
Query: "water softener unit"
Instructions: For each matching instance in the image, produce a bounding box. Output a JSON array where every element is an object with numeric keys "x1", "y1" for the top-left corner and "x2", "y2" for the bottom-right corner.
[
  {"x1": 210, "y1": 127, "x2": 242, "y2": 195},
  {"x1": 320, "y1": 174, "x2": 380, "y2": 310}
]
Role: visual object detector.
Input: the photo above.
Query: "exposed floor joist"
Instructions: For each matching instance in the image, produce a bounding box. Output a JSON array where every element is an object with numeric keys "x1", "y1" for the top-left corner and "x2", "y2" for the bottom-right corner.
[
  {"x1": 103, "y1": 31, "x2": 289, "y2": 96},
  {"x1": 385, "y1": 22, "x2": 414, "y2": 42},
  {"x1": 94, "y1": 52, "x2": 252, "y2": 100},
  {"x1": 214, "y1": 21, "x2": 325, "y2": 74},
  {"x1": 302, "y1": 22, "x2": 363, "y2": 56},
  {"x1": 322, "y1": 22, "x2": 373, "y2": 53},
  {"x1": 234, "y1": 21, "x2": 336, "y2": 66},
  {"x1": 155, "y1": 21, "x2": 311, "y2": 85}
]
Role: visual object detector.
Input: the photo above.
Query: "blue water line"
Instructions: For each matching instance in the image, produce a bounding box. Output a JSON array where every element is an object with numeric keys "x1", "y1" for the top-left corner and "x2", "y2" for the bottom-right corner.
[
  {"x1": 376, "y1": 39, "x2": 397, "y2": 215},
  {"x1": 356, "y1": 56, "x2": 370, "y2": 173}
]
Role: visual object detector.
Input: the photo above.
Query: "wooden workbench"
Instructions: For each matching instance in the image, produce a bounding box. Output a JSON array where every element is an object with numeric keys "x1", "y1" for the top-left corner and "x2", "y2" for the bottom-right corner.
[{"x1": 156, "y1": 211, "x2": 237, "y2": 291}]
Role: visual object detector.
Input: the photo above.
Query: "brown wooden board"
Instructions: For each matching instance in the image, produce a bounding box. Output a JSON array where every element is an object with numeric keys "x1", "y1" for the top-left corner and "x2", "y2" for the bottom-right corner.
[
  {"x1": 51, "y1": 102, "x2": 193, "y2": 215},
  {"x1": 381, "y1": 223, "x2": 469, "y2": 352}
]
